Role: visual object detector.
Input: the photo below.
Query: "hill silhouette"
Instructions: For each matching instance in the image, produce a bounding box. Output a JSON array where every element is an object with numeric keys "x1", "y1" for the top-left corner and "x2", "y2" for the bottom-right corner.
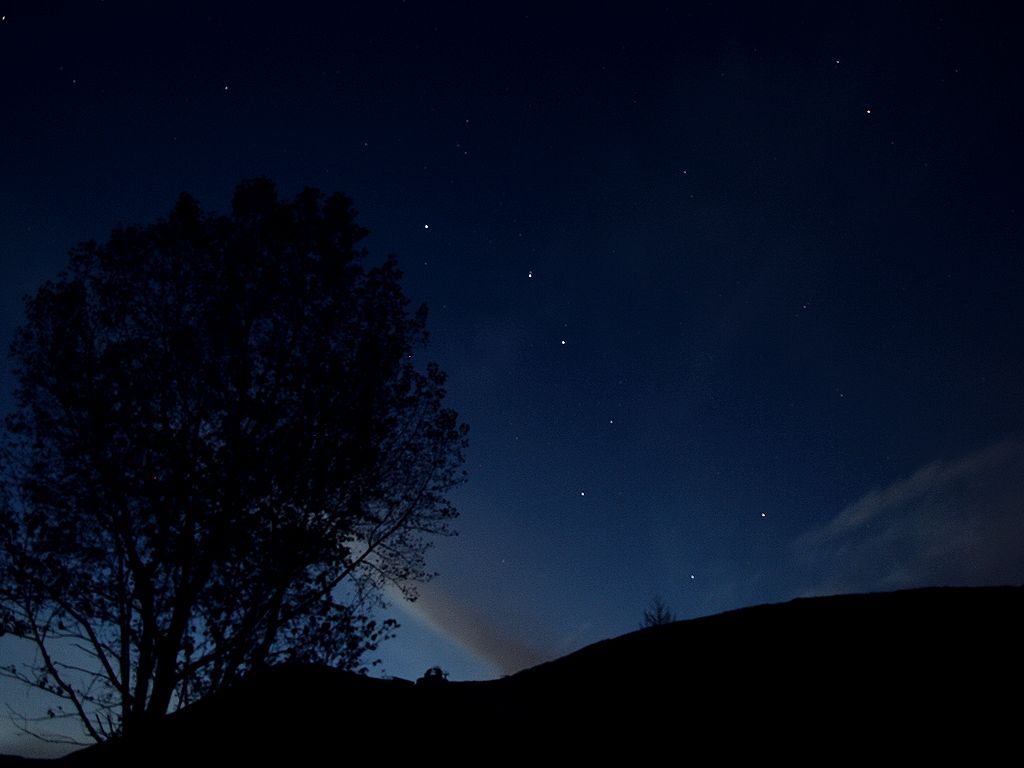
[{"x1": 3, "y1": 586, "x2": 1019, "y2": 764}]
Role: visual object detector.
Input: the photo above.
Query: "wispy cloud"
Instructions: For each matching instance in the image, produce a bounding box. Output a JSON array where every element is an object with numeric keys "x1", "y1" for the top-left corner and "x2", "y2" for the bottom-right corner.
[{"x1": 793, "y1": 439, "x2": 1024, "y2": 595}]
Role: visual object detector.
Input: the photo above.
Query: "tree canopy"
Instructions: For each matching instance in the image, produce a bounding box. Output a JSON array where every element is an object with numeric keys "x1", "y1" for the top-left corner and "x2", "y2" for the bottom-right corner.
[{"x1": 0, "y1": 178, "x2": 468, "y2": 741}]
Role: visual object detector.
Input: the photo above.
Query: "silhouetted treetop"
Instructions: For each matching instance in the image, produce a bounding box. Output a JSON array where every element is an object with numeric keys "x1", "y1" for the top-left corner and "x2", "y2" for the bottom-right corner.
[
  {"x1": 641, "y1": 596, "x2": 676, "y2": 628},
  {"x1": 0, "y1": 178, "x2": 468, "y2": 742}
]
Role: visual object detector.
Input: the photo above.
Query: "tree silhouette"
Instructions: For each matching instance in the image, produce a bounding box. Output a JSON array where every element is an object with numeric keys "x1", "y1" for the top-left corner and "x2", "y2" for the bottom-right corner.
[
  {"x1": 640, "y1": 595, "x2": 676, "y2": 628},
  {"x1": 0, "y1": 179, "x2": 468, "y2": 742}
]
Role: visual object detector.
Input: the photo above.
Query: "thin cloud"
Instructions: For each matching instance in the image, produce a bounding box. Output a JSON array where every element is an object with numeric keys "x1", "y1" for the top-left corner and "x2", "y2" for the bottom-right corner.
[{"x1": 793, "y1": 439, "x2": 1024, "y2": 595}]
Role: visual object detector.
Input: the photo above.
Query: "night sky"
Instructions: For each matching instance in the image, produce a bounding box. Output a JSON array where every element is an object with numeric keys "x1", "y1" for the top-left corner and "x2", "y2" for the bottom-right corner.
[{"x1": 2, "y1": 1, "x2": 1024, "y2": 754}]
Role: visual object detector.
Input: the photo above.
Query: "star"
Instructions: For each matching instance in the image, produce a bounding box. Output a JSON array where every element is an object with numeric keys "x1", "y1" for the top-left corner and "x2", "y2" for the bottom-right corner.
[
  {"x1": 761, "y1": 512, "x2": 766, "y2": 518},
  {"x1": 528, "y1": 270, "x2": 533, "y2": 278},
  {"x1": 579, "y1": 491, "x2": 586, "y2": 496},
  {"x1": 423, "y1": 224, "x2": 430, "y2": 229},
  {"x1": 560, "y1": 339, "x2": 566, "y2": 345}
]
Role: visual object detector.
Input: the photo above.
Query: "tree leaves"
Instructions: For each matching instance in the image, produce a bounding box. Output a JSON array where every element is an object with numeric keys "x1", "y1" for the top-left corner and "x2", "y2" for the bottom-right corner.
[{"x1": 0, "y1": 178, "x2": 468, "y2": 740}]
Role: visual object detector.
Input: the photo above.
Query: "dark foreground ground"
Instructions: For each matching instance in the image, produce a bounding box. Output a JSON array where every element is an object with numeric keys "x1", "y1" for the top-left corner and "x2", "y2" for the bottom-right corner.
[{"x1": 3, "y1": 586, "x2": 1021, "y2": 764}]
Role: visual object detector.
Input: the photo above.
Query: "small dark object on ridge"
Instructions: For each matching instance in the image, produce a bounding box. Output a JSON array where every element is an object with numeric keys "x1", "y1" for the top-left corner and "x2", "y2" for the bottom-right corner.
[{"x1": 416, "y1": 666, "x2": 449, "y2": 686}]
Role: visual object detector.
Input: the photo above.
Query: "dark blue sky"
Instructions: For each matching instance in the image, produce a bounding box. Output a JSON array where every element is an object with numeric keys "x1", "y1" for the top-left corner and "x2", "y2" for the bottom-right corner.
[{"x1": 2, "y1": 1, "x2": 1023, "y2": 750}]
